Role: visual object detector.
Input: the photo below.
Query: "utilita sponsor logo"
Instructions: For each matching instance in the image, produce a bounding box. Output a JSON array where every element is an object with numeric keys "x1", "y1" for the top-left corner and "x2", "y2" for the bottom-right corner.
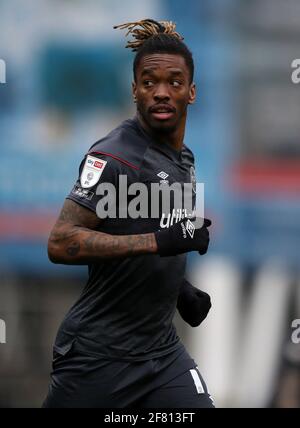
[
  {"x1": 0, "y1": 59, "x2": 6, "y2": 84},
  {"x1": 160, "y1": 209, "x2": 191, "y2": 229}
]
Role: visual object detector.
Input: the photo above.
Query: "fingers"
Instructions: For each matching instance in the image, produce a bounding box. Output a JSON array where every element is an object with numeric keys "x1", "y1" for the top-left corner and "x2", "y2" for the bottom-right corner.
[
  {"x1": 203, "y1": 218, "x2": 212, "y2": 228},
  {"x1": 199, "y1": 248, "x2": 208, "y2": 256},
  {"x1": 192, "y1": 218, "x2": 212, "y2": 229},
  {"x1": 198, "y1": 231, "x2": 210, "y2": 255}
]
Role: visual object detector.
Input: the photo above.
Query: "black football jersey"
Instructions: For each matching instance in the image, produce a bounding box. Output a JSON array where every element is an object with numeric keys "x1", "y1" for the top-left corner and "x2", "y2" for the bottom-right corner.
[{"x1": 54, "y1": 117, "x2": 197, "y2": 361}]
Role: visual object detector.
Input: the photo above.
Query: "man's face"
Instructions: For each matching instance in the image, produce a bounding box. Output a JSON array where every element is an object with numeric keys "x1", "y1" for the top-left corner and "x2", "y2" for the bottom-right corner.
[{"x1": 132, "y1": 53, "x2": 196, "y2": 133}]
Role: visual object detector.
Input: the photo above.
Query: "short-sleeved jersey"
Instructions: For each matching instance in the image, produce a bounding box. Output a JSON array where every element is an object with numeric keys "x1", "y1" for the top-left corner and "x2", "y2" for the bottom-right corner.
[{"x1": 54, "y1": 117, "x2": 196, "y2": 361}]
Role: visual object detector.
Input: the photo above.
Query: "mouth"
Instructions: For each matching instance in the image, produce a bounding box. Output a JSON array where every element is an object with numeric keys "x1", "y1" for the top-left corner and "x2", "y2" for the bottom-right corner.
[{"x1": 149, "y1": 105, "x2": 176, "y2": 121}]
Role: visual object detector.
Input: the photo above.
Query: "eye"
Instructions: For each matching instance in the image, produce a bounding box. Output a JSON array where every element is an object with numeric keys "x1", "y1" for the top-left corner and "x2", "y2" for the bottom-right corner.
[
  {"x1": 143, "y1": 80, "x2": 154, "y2": 87},
  {"x1": 170, "y1": 80, "x2": 182, "y2": 87}
]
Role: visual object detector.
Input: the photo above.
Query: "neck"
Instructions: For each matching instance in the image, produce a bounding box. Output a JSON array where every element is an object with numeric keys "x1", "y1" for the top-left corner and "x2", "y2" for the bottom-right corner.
[{"x1": 136, "y1": 112, "x2": 186, "y2": 152}]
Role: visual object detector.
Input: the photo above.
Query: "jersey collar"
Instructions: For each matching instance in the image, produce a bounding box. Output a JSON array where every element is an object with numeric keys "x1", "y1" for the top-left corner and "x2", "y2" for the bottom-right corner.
[{"x1": 132, "y1": 116, "x2": 184, "y2": 163}]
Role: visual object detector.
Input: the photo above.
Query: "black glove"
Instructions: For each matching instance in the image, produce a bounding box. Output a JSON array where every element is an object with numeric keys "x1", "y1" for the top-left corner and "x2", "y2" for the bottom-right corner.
[
  {"x1": 177, "y1": 279, "x2": 212, "y2": 327},
  {"x1": 155, "y1": 217, "x2": 212, "y2": 257}
]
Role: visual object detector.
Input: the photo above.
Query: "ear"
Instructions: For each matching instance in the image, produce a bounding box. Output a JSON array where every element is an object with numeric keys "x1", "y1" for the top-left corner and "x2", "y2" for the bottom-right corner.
[
  {"x1": 132, "y1": 81, "x2": 137, "y2": 103},
  {"x1": 188, "y1": 83, "x2": 196, "y2": 105}
]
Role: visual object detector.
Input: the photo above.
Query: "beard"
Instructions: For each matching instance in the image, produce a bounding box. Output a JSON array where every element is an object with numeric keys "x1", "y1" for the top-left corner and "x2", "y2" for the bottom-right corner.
[{"x1": 137, "y1": 105, "x2": 180, "y2": 134}]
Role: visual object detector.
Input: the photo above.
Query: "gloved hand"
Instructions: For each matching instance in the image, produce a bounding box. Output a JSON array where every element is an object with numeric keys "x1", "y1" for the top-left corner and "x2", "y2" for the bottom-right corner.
[
  {"x1": 177, "y1": 279, "x2": 212, "y2": 327},
  {"x1": 155, "y1": 217, "x2": 212, "y2": 257}
]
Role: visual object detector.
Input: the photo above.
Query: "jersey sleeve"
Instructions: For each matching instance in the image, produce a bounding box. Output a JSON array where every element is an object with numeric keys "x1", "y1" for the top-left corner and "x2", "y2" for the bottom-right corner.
[{"x1": 66, "y1": 153, "x2": 121, "y2": 214}]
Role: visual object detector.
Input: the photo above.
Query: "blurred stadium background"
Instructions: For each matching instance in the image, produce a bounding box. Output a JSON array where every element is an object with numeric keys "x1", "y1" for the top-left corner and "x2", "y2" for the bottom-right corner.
[{"x1": 0, "y1": 0, "x2": 299, "y2": 408}]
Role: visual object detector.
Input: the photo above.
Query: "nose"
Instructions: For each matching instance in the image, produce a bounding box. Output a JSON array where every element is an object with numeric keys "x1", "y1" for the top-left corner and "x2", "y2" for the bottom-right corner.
[{"x1": 153, "y1": 83, "x2": 170, "y2": 102}]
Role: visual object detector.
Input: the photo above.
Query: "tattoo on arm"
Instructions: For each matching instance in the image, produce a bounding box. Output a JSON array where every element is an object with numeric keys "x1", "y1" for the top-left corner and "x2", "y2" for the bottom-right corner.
[
  {"x1": 48, "y1": 199, "x2": 158, "y2": 264},
  {"x1": 57, "y1": 199, "x2": 101, "y2": 228},
  {"x1": 66, "y1": 241, "x2": 81, "y2": 257},
  {"x1": 81, "y1": 230, "x2": 157, "y2": 259}
]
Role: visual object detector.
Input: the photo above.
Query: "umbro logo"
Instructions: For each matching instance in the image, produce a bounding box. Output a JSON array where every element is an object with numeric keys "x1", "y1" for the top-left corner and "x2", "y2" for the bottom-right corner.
[
  {"x1": 180, "y1": 219, "x2": 195, "y2": 239},
  {"x1": 186, "y1": 219, "x2": 195, "y2": 239},
  {"x1": 157, "y1": 171, "x2": 169, "y2": 180}
]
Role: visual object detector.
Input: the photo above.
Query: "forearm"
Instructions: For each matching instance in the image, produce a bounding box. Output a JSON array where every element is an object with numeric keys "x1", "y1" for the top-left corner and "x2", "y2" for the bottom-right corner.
[{"x1": 48, "y1": 224, "x2": 158, "y2": 265}]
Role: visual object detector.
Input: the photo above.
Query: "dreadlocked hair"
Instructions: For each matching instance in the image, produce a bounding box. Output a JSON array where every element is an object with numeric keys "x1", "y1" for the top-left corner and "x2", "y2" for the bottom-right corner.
[{"x1": 114, "y1": 19, "x2": 194, "y2": 83}]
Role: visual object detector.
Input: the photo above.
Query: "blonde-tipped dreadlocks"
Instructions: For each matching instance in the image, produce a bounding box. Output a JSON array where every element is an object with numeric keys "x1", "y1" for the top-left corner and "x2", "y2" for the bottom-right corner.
[
  {"x1": 114, "y1": 18, "x2": 194, "y2": 83},
  {"x1": 114, "y1": 19, "x2": 184, "y2": 52}
]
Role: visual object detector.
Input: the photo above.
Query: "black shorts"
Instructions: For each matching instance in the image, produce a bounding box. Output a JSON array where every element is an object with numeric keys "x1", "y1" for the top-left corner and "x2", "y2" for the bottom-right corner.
[{"x1": 42, "y1": 341, "x2": 214, "y2": 408}]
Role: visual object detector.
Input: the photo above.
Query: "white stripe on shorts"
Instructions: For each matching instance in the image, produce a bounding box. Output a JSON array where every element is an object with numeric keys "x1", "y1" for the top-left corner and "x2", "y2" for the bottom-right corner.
[{"x1": 189, "y1": 368, "x2": 205, "y2": 394}]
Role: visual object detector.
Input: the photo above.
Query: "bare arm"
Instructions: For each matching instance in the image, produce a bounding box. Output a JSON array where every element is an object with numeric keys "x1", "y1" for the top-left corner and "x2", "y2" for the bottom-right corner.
[{"x1": 48, "y1": 199, "x2": 158, "y2": 265}]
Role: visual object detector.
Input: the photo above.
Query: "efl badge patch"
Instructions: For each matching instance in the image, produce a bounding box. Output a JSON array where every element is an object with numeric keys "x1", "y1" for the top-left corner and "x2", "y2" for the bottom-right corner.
[{"x1": 80, "y1": 155, "x2": 107, "y2": 189}]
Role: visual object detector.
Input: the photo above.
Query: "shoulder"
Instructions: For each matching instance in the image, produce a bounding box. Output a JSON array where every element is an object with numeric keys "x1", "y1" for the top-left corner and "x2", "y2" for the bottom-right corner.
[
  {"x1": 182, "y1": 144, "x2": 195, "y2": 165},
  {"x1": 87, "y1": 118, "x2": 149, "y2": 172}
]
